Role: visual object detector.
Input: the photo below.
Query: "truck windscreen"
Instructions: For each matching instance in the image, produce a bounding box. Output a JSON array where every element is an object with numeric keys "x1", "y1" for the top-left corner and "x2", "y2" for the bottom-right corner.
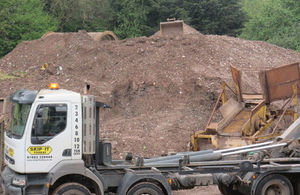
[{"x1": 9, "y1": 103, "x2": 31, "y2": 138}]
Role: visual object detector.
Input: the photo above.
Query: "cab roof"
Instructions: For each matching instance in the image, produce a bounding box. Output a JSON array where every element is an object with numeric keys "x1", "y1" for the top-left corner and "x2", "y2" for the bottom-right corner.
[{"x1": 36, "y1": 89, "x2": 81, "y2": 103}]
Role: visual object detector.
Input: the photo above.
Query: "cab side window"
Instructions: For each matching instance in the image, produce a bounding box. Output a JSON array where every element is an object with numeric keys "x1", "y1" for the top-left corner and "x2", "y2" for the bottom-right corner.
[{"x1": 31, "y1": 104, "x2": 67, "y2": 144}]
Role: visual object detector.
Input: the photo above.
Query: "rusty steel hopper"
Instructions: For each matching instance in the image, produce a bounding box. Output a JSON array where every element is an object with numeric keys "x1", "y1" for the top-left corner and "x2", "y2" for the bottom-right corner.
[
  {"x1": 191, "y1": 63, "x2": 300, "y2": 151},
  {"x1": 259, "y1": 62, "x2": 300, "y2": 104}
]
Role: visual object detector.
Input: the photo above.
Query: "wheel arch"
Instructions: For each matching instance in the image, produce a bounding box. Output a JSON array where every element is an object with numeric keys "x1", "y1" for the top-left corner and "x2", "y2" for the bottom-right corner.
[
  {"x1": 48, "y1": 160, "x2": 104, "y2": 195},
  {"x1": 50, "y1": 174, "x2": 102, "y2": 194},
  {"x1": 116, "y1": 172, "x2": 171, "y2": 195},
  {"x1": 251, "y1": 172, "x2": 294, "y2": 195}
]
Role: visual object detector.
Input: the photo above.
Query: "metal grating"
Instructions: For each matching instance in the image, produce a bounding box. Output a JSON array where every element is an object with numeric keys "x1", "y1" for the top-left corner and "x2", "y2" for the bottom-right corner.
[{"x1": 82, "y1": 96, "x2": 96, "y2": 154}]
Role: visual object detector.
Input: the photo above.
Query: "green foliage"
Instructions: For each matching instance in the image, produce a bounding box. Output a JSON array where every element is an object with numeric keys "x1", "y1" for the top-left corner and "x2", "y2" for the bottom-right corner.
[
  {"x1": 0, "y1": 72, "x2": 18, "y2": 80},
  {"x1": 0, "y1": 71, "x2": 26, "y2": 80},
  {"x1": 186, "y1": 0, "x2": 247, "y2": 36},
  {"x1": 242, "y1": 0, "x2": 267, "y2": 17},
  {"x1": 45, "y1": 0, "x2": 111, "y2": 32},
  {"x1": 109, "y1": 0, "x2": 247, "y2": 38},
  {"x1": 0, "y1": 0, "x2": 58, "y2": 57},
  {"x1": 241, "y1": 0, "x2": 300, "y2": 52},
  {"x1": 110, "y1": 0, "x2": 148, "y2": 38}
]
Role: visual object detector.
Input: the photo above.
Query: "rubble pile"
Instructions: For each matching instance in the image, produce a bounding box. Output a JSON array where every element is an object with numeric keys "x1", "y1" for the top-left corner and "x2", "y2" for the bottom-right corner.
[{"x1": 0, "y1": 31, "x2": 299, "y2": 158}]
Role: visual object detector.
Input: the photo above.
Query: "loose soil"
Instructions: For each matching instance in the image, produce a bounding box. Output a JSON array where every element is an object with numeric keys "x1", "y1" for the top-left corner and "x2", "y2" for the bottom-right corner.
[{"x1": 173, "y1": 185, "x2": 221, "y2": 195}]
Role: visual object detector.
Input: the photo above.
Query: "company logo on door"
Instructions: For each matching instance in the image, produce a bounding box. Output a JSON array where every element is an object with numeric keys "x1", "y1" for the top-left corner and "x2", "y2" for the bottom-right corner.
[{"x1": 27, "y1": 146, "x2": 52, "y2": 155}]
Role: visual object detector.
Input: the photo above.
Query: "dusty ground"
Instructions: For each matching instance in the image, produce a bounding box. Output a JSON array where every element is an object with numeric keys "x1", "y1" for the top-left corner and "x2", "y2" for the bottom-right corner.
[
  {"x1": 173, "y1": 185, "x2": 221, "y2": 195},
  {"x1": 0, "y1": 31, "x2": 300, "y2": 160}
]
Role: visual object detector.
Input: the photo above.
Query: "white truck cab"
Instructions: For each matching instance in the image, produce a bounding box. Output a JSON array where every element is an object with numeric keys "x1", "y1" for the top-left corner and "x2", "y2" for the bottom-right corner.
[
  {"x1": 0, "y1": 85, "x2": 172, "y2": 195},
  {"x1": 1, "y1": 85, "x2": 107, "y2": 195},
  {"x1": 4, "y1": 87, "x2": 82, "y2": 174}
]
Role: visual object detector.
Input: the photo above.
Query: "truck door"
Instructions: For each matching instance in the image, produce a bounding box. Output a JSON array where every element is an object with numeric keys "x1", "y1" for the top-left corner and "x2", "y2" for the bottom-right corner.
[{"x1": 25, "y1": 103, "x2": 72, "y2": 173}]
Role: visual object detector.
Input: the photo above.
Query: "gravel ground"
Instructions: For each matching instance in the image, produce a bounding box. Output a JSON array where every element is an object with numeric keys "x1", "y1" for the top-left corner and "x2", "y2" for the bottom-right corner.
[{"x1": 173, "y1": 185, "x2": 221, "y2": 195}]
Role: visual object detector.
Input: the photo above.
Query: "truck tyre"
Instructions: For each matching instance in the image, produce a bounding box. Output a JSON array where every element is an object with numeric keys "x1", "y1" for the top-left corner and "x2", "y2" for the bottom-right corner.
[
  {"x1": 127, "y1": 182, "x2": 165, "y2": 195},
  {"x1": 254, "y1": 174, "x2": 293, "y2": 195},
  {"x1": 52, "y1": 182, "x2": 91, "y2": 195},
  {"x1": 218, "y1": 183, "x2": 242, "y2": 195}
]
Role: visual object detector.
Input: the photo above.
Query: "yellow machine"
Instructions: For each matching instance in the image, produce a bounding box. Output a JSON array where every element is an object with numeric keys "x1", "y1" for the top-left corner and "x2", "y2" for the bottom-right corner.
[{"x1": 191, "y1": 63, "x2": 300, "y2": 151}]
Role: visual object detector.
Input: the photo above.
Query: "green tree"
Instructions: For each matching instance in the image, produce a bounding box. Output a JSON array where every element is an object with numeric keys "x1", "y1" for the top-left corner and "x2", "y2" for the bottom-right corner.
[
  {"x1": 109, "y1": 0, "x2": 169, "y2": 38},
  {"x1": 0, "y1": 0, "x2": 58, "y2": 57},
  {"x1": 109, "y1": 0, "x2": 247, "y2": 38},
  {"x1": 184, "y1": 0, "x2": 247, "y2": 36},
  {"x1": 45, "y1": 0, "x2": 111, "y2": 32},
  {"x1": 110, "y1": 0, "x2": 148, "y2": 38},
  {"x1": 241, "y1": 0, "x2": 300, "y2": 52}
]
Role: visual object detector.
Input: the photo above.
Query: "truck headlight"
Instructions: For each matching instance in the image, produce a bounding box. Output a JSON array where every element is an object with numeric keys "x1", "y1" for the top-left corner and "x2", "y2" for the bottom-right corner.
[{"x1": 12, "y1": 177, "x2": 26, "y2": 187}]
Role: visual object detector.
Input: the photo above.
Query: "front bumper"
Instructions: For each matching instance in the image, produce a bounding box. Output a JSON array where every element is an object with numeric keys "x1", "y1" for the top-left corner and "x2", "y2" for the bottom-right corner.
[{"x1": 1, "y1": 166, "x2": 24, "y2": 195}]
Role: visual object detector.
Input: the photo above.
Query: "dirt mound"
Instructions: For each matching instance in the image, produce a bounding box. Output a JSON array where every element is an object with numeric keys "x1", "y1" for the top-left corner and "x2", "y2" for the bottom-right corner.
[{"x1": 0, "y1": 31, "x2": 299, "y2": 158}]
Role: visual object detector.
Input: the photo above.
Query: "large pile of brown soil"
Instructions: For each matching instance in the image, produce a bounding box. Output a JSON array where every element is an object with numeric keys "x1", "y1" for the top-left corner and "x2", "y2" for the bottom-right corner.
[{"x1": 0, "y1": 31, "x2": 299, "y2": 158}]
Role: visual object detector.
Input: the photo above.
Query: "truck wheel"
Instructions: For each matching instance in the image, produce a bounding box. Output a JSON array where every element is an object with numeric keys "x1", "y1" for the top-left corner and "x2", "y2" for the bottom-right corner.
[
  {"x1": 218, "y1": 183, "x2": 242, "y2": 195},
  {"x1": 127, "y1": 182, "x2": 164, "y2": 195},
  {"x1": 53, "y1": 182, "x2": 91, "y2": 195},
  {"x1": 255, "y1": 174, "x2": 293, "y2": 195}
]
